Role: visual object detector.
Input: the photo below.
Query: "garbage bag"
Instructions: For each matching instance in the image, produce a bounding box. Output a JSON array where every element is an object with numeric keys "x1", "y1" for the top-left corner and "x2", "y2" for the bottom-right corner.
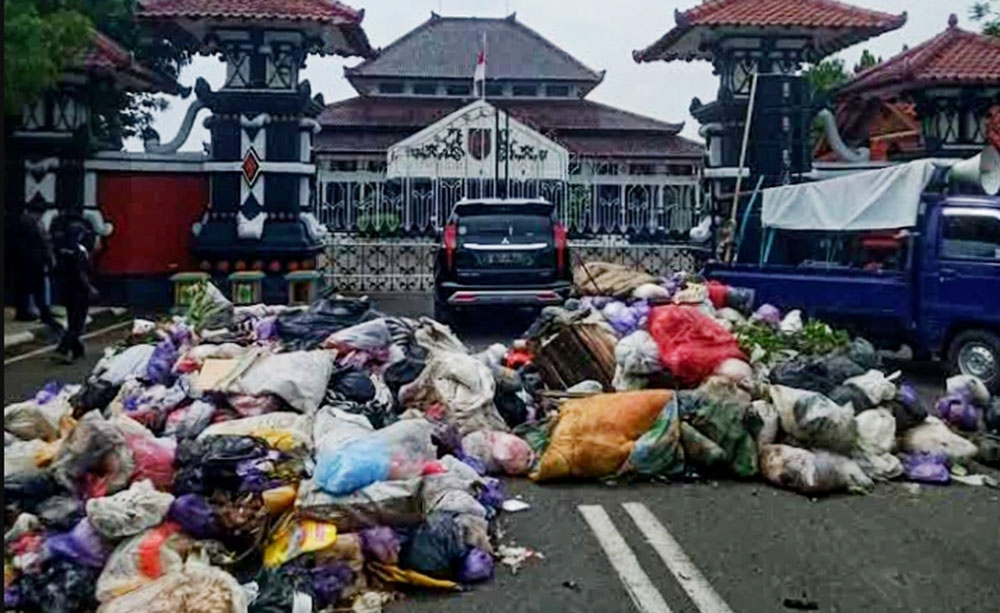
[
  {"x1": 461, "y1": 430, "x2": 535, "y2": 476},
  {"x1": 613, "y1": 330, "x2": 663, "y2": 391},
  {"x1": 400, "y1": 512, "x2": 468, "y2": 579},
  {"x1": 978, "y1": 433, "x2": 1000, "y2": 466},
  {"x1": 633, "y1": 283, "x2": 670, "y2": 301},
  {"x1": 144, "y1": 339, "x2": 179, "y2": 386},
  {"x1": 770, "y1": 386, "x2": 857, "y2": 454},
  {"x1": 759, "y1": 445, "x2": 873, "y2": 495},
  {"x1": 314, "y1": 419, "x2": 435, "y2": 496},
  {"x1": 173, "y1": 435, "x2": 271, "y2": 495},
  {"x1": 384, "y1": 344, "x2": 429, "y2": 400},
  {"x1": 51, "y1": 412, "x2": 135, "y2": 497},
  {"x1": 647, "y1": 305, "x2": 745, "y2": 386},
  {"x1": 532, "y1": 390, "x2": 673, "y2": 481},
  {"x1": 96, "y1": 522, "x2": 192, "y2": 603},
  {"x1": 413, "y1": 316, "x2": 468, "y2": 355},
  {"x1": 574, "y1": 262, "x2": 658, "y2": 298},
  {"x1": 946, "y1": 375, "x2": 991, "y2": 406},
  {"x1": 127, "y1": 435, "x2": 176, "y2": 490},
  {"x1": 86, "y1": 479, "x2": 174, "y2": 539},
  {"x1": 46, "y1": 517, "x2": 114, "y2": 568},
  {"x1": 313, "y1": 406, "x2": 375, "y2": 455},
  {"x1": 770, "y1": 357, "x2": 840, "y2": 396},
  {"x1": 69, "y1": 378, "x2": 122, "y2": 418},
  {"x1": 5, "y1": 472, "x2": 60, "y2": 517},
  {"x1": 779, "y1": 310, "x2": 803, "y2": 334},
  {"x1": 311, "y1": 533, "x2": 365, "y2": 599},
  {"x1": 827, "y1": 384, "x2": 875, "y2": 413},
  {"x1": 4, "y1": 438, "x2": 53, "y2": 479},
  {"x1": 623, "y1": 395, "x2": 684, "y2": 477},
  {"x1": 458, "y1": 548, "x2": 494, "y2": 583},
  {"x1": 898, "y1": 416, "x2": 978, "y2": 463},
  {"x1": 935, "y1": 393, "x2": 980, "y2": 431},
  {"x1": 232, "y1": 351, "x2": 334, "y2": 414},
  {"x1": 677, "y1": 380, "x2": 758, "y2": 477},
  {"x1": 295, "y1": 477, "x2": 425, "y2": 532},
  {"x1": 748, "y1": 400, "x2": 779, "y2": 448},
  {"x1": 38, "y1": 495, "x2": 85, "y2": 531},
  {"x1": 198, "y1": 412, "x2": 313, "y2": 453},
  {"x1": 276, "y1": 297, "x2": 379, "y2": 351},
  {"x1": 752, "y1": 304, "x2": 782, "y2": 326},
  {"x1": 95, "y1": 557, "x2": 248, "y2": 613},
  {"x1": 602, "y1": 301, "x2": 640, "y2": 336},
  {"x1": 712, "y1": 358, "x2": 753, "y2": 390},
  {"x1": 18, "y1": 557, "x2": 100, "y2": 613},
  {"x1": 361, "y1": 527, "x2": 400, "y2": 566},
  {"x1": 164, "y1": 400, "x2": 216, "y2": 439},
  {"x1": 890, "y1": 382, "x2": 929, "y2": 432},
  {"x1": 398, "y1": 352, "x2": 508, "y2": 435},
  {"x1": 902, "y1": 453, "x2": 950, "y2": 484},
  {"x1": 843, "y1": 370, "x2": 897, "y2": 406},
  {"x1": 263, "y1": 516, "x2": 338, "y2": 568},
  {"x1": 852, "y1": 409, "x2": 903, "y2": 481},
  {"x1": 97, "y1": 345, "x2": 156, "y2": 386},
  {"x1": 5, "y1": 393, "x2": 71, "y2": 441},
  {"x1": 986, "y1": 399, "x2": 1000, "y2": 434},
  {"x1": 169, "y1": 494, "x2": 219, "y2": 539},
  {"x1": 492, "y1": 366, "x2": 530, "y2": 428},
  {"x1": 322, "y1": 318, "x2": 392, "y2": 363}
]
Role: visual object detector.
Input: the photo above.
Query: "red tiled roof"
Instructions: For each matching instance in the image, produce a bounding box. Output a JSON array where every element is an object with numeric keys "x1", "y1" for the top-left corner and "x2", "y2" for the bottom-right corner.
[
  {"x1": 81, "y1": 32, "x2": 132, "y2": 70},
  {"x1": 837, "y1": 16, "x2": 1000, "y2": 98},
  {"x1": 138, "y1": 0, "x2": 362, "y2": 23},
  {"x1": 634, "y1": 0, "x2": 906, "y2": 62},
  {"x1": 73, "y1": 32, "x2": 181, "y2": 94}
]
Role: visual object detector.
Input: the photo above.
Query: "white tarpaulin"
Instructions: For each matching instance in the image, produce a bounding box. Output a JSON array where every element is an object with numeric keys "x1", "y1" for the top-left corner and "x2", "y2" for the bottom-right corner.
[{"x1": 762, "y1": 159, "x2": 953, "y2": 231}]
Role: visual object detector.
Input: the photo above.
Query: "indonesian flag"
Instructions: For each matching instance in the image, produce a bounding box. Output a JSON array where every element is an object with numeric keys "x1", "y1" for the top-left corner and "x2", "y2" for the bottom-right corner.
[{"x1": 474, "y1": 34, "x2": 486, "y2": 97}]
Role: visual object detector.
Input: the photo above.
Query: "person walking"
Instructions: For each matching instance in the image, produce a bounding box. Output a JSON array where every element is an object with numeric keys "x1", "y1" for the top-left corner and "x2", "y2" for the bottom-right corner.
[
  {"x1": 52, "y1": 217, "x2": 98, "y2": 363},
  {"x1": 12, "y1": 210, "x2": 64, "y2": 337}
]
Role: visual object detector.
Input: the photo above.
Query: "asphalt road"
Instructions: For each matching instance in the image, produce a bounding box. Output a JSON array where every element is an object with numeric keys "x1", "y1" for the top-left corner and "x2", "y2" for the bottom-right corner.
[{"x1": 4, "y1": 293, "x2": 998, "y2": 613}]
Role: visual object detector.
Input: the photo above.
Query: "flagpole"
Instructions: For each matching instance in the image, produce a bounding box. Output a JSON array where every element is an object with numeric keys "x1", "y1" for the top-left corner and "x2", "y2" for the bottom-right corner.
[{"x1": 482, "y1": 32, "x2": 487, "y2": 100}]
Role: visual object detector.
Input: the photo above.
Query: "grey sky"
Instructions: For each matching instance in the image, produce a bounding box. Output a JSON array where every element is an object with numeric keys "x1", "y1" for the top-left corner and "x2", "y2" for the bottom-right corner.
[{"x1": 131, "y1": 1, "x2": 967, "y2": 152}]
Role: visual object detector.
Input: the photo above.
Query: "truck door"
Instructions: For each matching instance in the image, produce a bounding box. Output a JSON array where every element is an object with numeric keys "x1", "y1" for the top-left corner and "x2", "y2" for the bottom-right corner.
[{"x1": 929, "y1": 205, "x2": 1000, "y2": 344}]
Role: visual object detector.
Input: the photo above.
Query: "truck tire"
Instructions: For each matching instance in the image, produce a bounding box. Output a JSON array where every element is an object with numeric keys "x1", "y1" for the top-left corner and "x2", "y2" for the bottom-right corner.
[{"x1": 947, "y1": 329, "x2": 1000, "y2": 393}]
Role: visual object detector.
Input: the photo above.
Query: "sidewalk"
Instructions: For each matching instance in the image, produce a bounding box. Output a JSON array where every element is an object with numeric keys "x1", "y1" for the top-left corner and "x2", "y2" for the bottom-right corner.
[{"x1": 3, "y1": 306, "x2": 127, "y2": 349}]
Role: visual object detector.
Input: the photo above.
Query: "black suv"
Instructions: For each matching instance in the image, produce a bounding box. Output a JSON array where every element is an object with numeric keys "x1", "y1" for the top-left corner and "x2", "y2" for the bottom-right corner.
[{"x1": 433, "y1": 198, "x2": 572, "y2": 322}]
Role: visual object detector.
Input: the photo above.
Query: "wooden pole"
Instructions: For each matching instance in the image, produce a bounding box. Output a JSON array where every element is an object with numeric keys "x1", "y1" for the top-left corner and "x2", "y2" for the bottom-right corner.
[{"x1": 725, "y1": 70, "x2": 760, "y2": 262}]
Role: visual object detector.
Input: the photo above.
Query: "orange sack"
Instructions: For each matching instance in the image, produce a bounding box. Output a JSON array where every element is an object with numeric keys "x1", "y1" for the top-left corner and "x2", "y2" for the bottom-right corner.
[{"x1": 531, "y1": 390, "x2": 673, "y2": 482}]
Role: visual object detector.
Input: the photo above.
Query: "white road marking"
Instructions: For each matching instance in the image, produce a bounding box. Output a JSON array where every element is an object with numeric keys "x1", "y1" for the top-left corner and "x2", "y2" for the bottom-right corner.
[
  {"x1": 4, "y1": 320, "x2": 132, "y2": 367},
  {"x1": 623, "y1": 502, "x2": 736, "y2": 613},
  {"x1": 578, "y1": 504, "x2": 673, "y2": 613}
]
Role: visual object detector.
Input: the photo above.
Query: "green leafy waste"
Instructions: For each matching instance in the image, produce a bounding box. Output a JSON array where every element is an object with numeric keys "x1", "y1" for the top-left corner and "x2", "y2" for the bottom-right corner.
[{"x1": 735, "y1": 319, "x2": 850, "y2": 365}]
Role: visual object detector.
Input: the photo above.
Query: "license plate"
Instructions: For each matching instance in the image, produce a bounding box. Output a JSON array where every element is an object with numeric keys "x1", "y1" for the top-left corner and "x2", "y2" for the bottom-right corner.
[{"x1": 482, "y1": 252, "x2": 531, "y2": 267}]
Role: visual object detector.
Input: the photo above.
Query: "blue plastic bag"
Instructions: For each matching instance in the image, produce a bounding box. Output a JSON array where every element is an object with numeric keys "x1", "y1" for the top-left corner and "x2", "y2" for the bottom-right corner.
[{"x1": 315, "y1": 438, "x2": 392, "y2": 496}]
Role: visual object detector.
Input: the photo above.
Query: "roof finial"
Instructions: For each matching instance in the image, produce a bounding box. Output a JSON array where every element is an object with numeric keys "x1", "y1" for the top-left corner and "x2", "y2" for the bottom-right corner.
[{"x1": 948, "y1": 13, "x2": 958, "y2": 28}]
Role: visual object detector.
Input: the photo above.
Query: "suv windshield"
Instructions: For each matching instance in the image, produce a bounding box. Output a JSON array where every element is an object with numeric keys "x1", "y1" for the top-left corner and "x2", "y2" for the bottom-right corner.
[{"x1": 459, "y1": 214, "x2": 552, "y2": 240}]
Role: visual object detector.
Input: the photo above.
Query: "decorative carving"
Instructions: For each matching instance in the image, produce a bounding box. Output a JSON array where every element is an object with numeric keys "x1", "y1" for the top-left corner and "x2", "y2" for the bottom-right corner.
[
  {"x1": 408, "y1": 128, "x2": 464, "y2": 161},
  {"x1": 498, "y1": 129, "x2": 549, "y2": 162}
]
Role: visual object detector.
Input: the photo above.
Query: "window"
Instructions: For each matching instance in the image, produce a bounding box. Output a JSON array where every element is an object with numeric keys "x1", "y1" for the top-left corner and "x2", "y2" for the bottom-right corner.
[
  {"x1": 485, "y1": 82, "x2": 504, "y2": 97},
  {"x1": 941, "y1": 209, "x2": 1000, "y2": 260},
  {"x1": 413, "y1": 82, "x2": 438, "y2": 96},
  {"x1": 379, "y1": 82, "x2": 404, "y2": 95},
  {"x1": 446, "y1": 84, "x2": 472, "y2": 96},
  {"x1": 545, "y1": 85, "x2": 570, "y2": 97},
  {"x1": 512, "y1": 84, "x2": 538, "y2": 97}
]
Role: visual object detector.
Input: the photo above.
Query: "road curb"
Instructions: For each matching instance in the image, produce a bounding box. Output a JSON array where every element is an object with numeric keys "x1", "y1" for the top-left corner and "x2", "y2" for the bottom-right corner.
[{"x1": 3, "y1": 331, "x2": 35, "y2": 349}]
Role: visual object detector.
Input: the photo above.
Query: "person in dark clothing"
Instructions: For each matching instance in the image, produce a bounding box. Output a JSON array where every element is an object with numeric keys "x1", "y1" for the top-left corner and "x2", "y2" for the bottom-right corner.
[
  {"x1": 11, "y1": 210, "x2": 64, "y2": 336},
  {"x1": 53, "y1": 218, "x2": 98, "y2": 363}
]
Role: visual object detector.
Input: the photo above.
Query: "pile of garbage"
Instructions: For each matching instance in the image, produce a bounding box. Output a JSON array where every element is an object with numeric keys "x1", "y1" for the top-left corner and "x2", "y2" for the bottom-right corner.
[
  {"x1": 5, "y1": 265, "x2": 998, "y2": 611},
  {"x1": 4, "y1": 285, "x2": 533, "y2": 613}
]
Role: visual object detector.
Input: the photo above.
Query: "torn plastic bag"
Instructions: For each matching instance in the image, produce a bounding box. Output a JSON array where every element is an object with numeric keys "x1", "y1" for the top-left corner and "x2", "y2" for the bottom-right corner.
[
  {"x1": 295, "y1": 477, "x2": 425, "y2": 532},
  {"x1": 230, "y1": 350, "x2": 334, "y2": 414},
  {"x1": 322, "y1": 318, "x2": 392, "y2": 363},
  {"x1": 127, "y1": 435, "x2": 176, "y2": 490},
  {"x1": 51, "y1": 412, "x2": 135, "y2": 497},
  {"x1": 461, "y1": 430, "x2": 535, "y2": 476},
  {"x1": 276, "y1": 296, "x2": 379, "y2": 351},
  {"x1": 647, "y1": 305, "x2": 746, "y2": 386},
  {"x1": 97, "y1": 345, "x2": 156, "y2": 386},
  {"x1": 198, "y1": 412, "x2": 313, "y2": 454},
  {"x1": 169, "y1": 494, "x2": 219, "y2": 539},
  {"x1": 361, "y1": 527, "x2": 400, "y2": 566},
  {"x1": 398, "y1": 352, "x2": 508, "y2": 435},
  {"x1": 898, "y1": 416, "x2": 978, "y2": 463},
  {"x1": 115, "y1": 382, "x2": 188, "y2": 431},
  {"x1": 400, "y1": 512, "x2": 469, "y2": 580},
  {"x1": 86, "y1": 479, "x2": 174, "y2": 539},
  {"x1": 46, "y1": 517, "x2": 114, "y2": 568},
  {"x1": 677, "y1": 380, "x2": 758, "y2": 478},
  {"x1": 946, "y1": 375, "x2": 990, "y2": 406},
  {"x1": 622, "y1": 395, "x2": 684, "y2": 478},
  {"x1": 96, "y1": 522, "x2": 193, "y2": 603},
  {"x1": 164, "y1": 400, "x2": 216, "y2": 439},
  {"x1": 314, "y1": 419, "x2": 435, "y2": 496},
  {"x1": 18, "y1": 557, "x2": 100, "y2": 613},
  {"x1": 532, "y1": 390, "x2": 673, "y2": 481},
  {"x1": 759, "y1": 445, "x2": 873, "y2": 495},
  {"x1": 770, "y1": 385, "x2": 857, "y2": 454},
  {"x1": 902, "y1": 453, "x2": 950, "y2": 484},
  {"x1": 95, "y1": 557, "x2": 248, "y2": 613},
  {"x1": 852, "y1": 409, "x2": 903, "y2": 480}
]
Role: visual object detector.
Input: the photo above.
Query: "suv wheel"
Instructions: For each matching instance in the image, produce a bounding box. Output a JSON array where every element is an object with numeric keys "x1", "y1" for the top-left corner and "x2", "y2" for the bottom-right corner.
[{"x1": 948, "y1": 329, "x2": 1000, "y2": 393}]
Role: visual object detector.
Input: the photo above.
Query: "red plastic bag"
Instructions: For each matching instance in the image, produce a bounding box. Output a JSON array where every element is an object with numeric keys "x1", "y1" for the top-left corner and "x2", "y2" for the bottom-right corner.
[
  {"x1": 648, "y1": 305, "x2": 745, "y2": 386},
  {"x1": 706, "y1": 282, "x2": 729, "y2": 309},
  {"x1": 127, "y1": 436, "x2": 176, "y2": 490}
]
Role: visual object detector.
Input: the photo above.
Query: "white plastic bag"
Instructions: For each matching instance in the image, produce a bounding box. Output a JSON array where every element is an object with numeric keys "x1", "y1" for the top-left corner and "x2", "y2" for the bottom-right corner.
[
  {"x1": 946, "y1": 375, "x2": 991, "y2": 406},
  {"x1": 4, "y1": 394, "x2": 71, "y2": 441},
  {"x1": 322, "y1": 319, "x2": 392, "y2": 355},
  {"x1": 760, "y1": 444, "x2": 873, "y2": 494},
  {"x1": 749, "y1": 400, "x2": 780, "y2": 447},
  {"x1": 852, "y1": 408, "x2": 903, "y2": 480},
  {"x1": 231, "y1": 350, "x2": 334, "y2": 414},
  {"x1": 96, "y1": 524, "x2": 193, "y2": 602},
  {"x1": 771, "y1": 385, "x2": 857, "y2": 453},
  {"x1": 632, "y1": 283, "x2": 670, "y2": 301},
  {"x1": 313, "y1": 406, "x2": 375, "y2": 455},
  {"x1": 198, "y1": 412, "x2": 313, "y2": 453},
  {"x1": 98, "y1": 345, "x2": 157, "y2": 385},
  {"x1": 844, "y1": 370, "x2": 898, "y2": 406},
  {"x1": 779, "y1": 310, "x2": 803, "y2": 334},
  {"x1": 899, "y1": 416, "x2": 978, "y2": 463},
  {"x1": 97, "y1": 557, "x2": 248, "y2": 613},
  {"x1": 461, "y1": 430, "x2": 535, "y2": 476},
  {"x1": 4, "y1": 439, "x2": 50, "y2": 478},
  {"x1": 398, "y1": 352, "x2": 507, "y2": 435},
  {"x1": 86, "y1": 479, "x2": 175, "y2": 539}
]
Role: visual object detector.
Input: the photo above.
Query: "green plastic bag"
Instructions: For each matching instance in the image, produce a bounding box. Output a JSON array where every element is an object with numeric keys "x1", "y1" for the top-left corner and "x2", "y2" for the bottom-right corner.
[{"x1": 623, "y1": 396, "x2": 684, "y2": 477}]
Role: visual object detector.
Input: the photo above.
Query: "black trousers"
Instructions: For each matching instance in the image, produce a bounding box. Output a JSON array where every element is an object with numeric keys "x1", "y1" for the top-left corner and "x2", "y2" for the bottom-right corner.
[
  {"x1": 15, "y1": 268, "x2": 62, "y2": 333},
  {"x1": 57, "y1": 288, "x2": 89, "y2": 358}
]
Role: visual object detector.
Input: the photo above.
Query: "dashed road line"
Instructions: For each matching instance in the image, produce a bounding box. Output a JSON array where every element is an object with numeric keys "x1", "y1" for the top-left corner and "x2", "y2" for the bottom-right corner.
[
  {"x1": 578, "y1": 504, "x2": 674, "y2": 613},
  {"x1": 624, "y1": 502, "x2": 735, "y2": 613}
]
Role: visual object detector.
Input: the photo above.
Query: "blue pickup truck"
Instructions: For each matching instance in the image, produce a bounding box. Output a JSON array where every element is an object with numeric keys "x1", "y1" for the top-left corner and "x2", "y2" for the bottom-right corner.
[{"x1": 706, "y1": 192, "x2": 1000, "y2": 391}]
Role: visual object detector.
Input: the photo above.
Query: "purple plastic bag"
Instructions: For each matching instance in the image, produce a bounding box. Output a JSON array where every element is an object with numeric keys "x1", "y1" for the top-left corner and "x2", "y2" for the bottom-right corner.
[
  {"x1": 306, "y1": 562, "x2": 354, "y2": 606},
  {"x1": 936, "y1": 393, "x2": 980, "y2": 431},
  {"x1": 903, "y1": 454, "x2": 950, "y2": 484},
  {"x1": 45, "y1": 518, "x2": 113, "y2": 568},
  {"x1": 602, "y1": 302, "x2": 638, "y2": 336},
  {"x1": 458, "y1": 548, "x2": 494, "y2": 583},
  {"x1": 34, "y1": 381, "x2": 63, "y2": 405},
  {"x1": 169, "y1": 494, "x2": 219, "y2": 539},
  {"x1": 754, "y1": 304, "x2": 782, "y2": 326},
  {"x1": 255, "y1": 316, "x2": 278, "y2": 342},
  {"x1": 360, "y1": 527, "x2": 400, "y2": 565},
  {"x1": 144, "y1": 339, "x2": 179, "y2": 385},
  {"x1": 476, "y1": 478, "x2": 506, "y2": 511}
]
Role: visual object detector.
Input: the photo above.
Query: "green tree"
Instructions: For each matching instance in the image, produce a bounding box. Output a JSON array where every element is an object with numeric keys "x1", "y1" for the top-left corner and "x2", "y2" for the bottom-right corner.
[
  {"x1": 4, "y1": 0, "x2": 188, "y2": 145},
  {"x1": 971, "y1": 2, "x2": 1000, "y2": 36},
  {"x1": 854, "y1": 49, "x2": 882, "y2": 74},
  {"x1": 803, "y1": 58, "x2": 850, "y2": 99}
]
